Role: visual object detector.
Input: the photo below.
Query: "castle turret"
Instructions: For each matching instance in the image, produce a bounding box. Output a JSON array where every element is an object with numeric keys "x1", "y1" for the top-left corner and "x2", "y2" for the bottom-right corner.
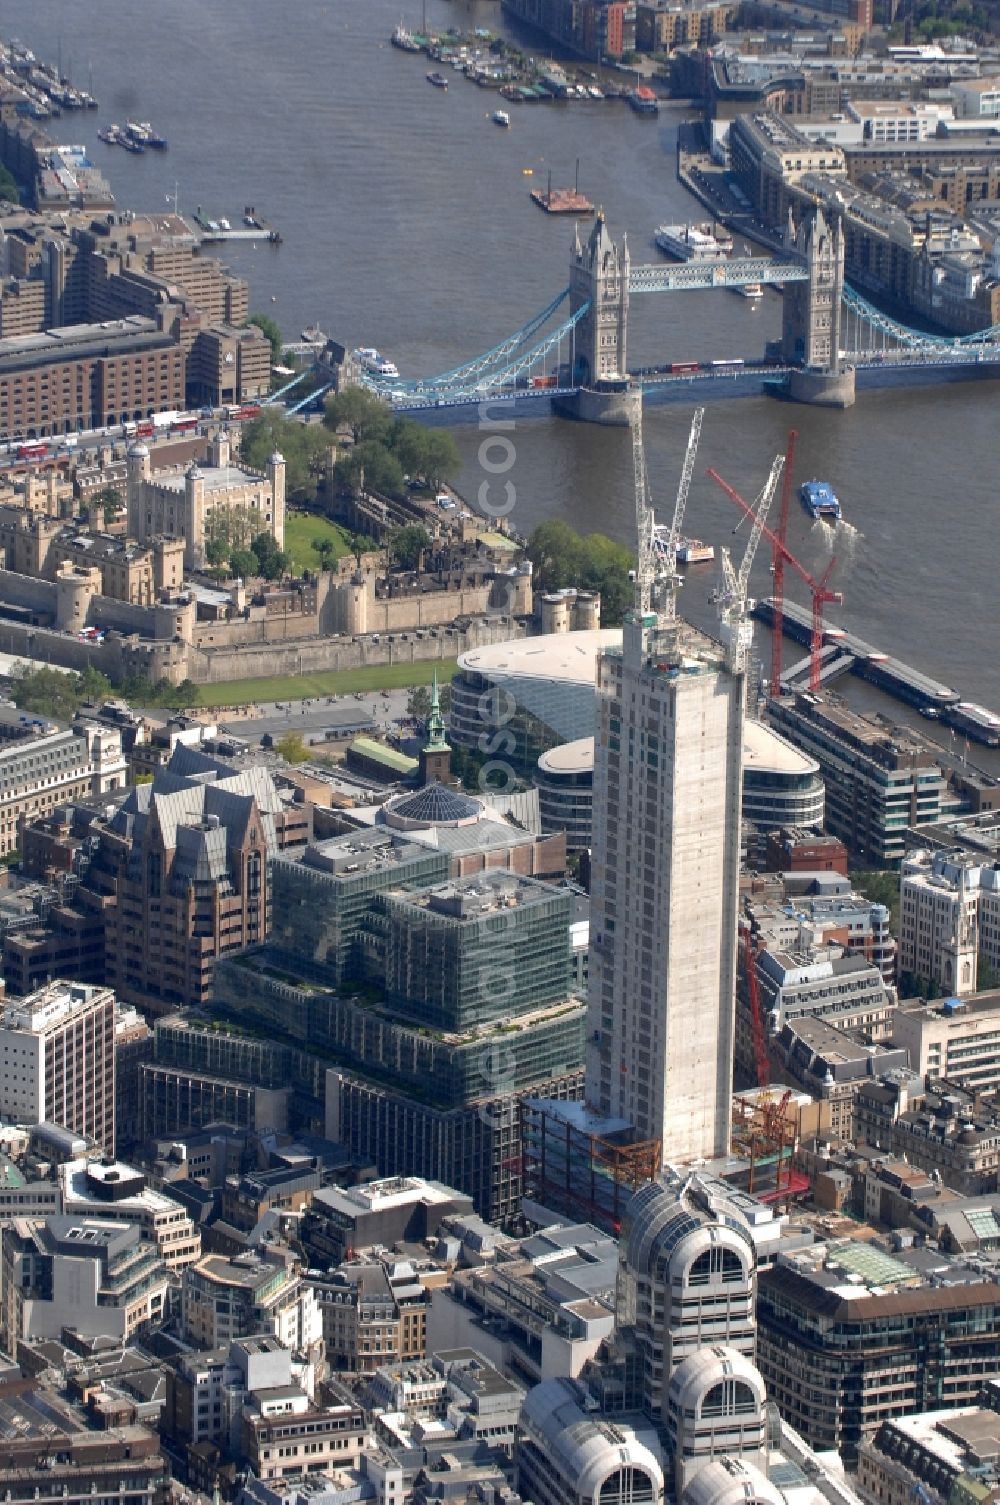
[
  {"x1": 184, "y1": 462, "x2": 207, "y2": 570},
  {"x1": 125, "y1": 441, "x2": 152, "y2": 540},
  {"x1": 267, "y1": 450, "x2": 286, "y2": 548}
]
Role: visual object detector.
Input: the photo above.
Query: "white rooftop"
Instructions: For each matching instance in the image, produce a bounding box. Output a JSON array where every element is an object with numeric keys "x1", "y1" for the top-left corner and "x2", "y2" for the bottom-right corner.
[
  {"x1": 458, "y1": 629, "x2": 620, "y2": 685},
  {"x1": 534, "y1": 719, "x2": 817, "y2": 780}
]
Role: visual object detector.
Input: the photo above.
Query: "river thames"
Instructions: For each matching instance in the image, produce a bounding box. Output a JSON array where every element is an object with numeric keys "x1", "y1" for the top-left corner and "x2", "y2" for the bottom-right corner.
[{"x1": 13, "y1": 0, "x2": 1000, "y2": 722}]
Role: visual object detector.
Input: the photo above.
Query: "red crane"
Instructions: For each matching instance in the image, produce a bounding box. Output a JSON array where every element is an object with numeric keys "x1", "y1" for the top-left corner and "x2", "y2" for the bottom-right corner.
[
  {"x1": 708, "y1": 467, "x2": 843, "y2": 693},
  {"x1": 741, "y1": 921, "x2": 770, "y2": 1089},
  {"x1": 771, "y1": 430, "x2": 798, "y2": 699}
]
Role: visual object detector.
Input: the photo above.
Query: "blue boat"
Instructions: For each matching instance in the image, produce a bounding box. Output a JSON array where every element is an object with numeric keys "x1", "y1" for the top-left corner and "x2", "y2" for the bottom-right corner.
[{"x1": 800, "y1": 480, "x2": 841, "y2": 522}]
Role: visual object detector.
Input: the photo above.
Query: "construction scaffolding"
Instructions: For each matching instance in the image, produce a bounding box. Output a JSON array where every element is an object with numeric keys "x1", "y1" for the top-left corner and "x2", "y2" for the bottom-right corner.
[
  {"x1": 523, "y1": 1100, "x2": 661, "y2": 1234},
  {"x1": 731, "y1": 1088, "x2": 810, "y2": 1207}
]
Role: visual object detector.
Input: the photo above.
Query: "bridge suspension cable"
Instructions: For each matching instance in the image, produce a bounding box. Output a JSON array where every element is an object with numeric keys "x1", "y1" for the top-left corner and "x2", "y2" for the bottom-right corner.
[
  {"x1": 368, "y1": 286, "x2": 572, "y2": 396},
  {"x1": 381, "y1": 302, "x2": 590, "y2": 408},
  {"x1": 843, "y1": 284, "x2": 1000, "y2": 351}
]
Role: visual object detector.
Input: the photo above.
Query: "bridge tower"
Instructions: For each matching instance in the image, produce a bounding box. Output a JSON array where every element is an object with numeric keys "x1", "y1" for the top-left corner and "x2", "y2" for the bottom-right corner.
[
  {"x1": 557, "y1": 214, "x2": 641, "y2": 425},
  {"x1": 571, "y1": 212, "x2": 630, "y2": 384},
  {"x1": 782, "y1": 206, "x2": 855, "y2": 408}
]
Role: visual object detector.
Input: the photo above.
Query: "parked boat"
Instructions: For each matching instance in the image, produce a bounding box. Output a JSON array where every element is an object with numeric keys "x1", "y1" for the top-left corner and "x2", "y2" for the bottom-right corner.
[
  {"x1": 800, "y1": 480, "x2": 842, "y2": 522},
  {"x1": 391, "y1": 21, "x2": 422, "y2": 51},
  {"x1": 426, "y1": 71, "x2": 449, "y2": 88},
  {"x1": 654, "y1": 223, "x2": 731, "y2": 262},
  {"x1": 627, "y1": 84, "x2": 659, "y2": 114},
  {"x1": 736, "y1": 281, "x2": 763, "y2": 300},
  {"x1": 943, "y1": 701, "x2": 1000, "y2": 747},
  {"x1": 125, "y1": 119, "x2": 167, "y2": 148},
  {"x1": 492, "y1": 109, "x2": 510, "y2": 127},
  {"x1": 354, "y1": 347, "x2": 400, "y2": 378}
]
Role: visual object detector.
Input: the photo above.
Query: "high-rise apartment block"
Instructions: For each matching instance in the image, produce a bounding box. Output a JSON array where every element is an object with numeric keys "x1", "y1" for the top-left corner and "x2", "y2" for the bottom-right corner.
[
  {"x1": 586, "y1": 616, "x2": 744, "y2": 1165},
  {"x1": 0, "y1": 980, "x2": 115, "y2": 1151}
]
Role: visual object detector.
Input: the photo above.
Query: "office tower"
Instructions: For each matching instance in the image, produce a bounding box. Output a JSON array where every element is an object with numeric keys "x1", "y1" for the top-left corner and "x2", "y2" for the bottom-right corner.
[{"x1": 0, "y1": 981, "x2": 115, "y2": 1152}]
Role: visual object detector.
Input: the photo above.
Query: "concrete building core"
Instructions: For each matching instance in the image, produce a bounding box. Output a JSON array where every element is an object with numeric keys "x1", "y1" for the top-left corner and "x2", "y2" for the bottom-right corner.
[{"x1": 586, "y1": 617, "x2": 744, "y2": 1166}]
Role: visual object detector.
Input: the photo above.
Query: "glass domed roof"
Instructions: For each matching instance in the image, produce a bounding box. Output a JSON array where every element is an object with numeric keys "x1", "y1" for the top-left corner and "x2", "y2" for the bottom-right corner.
[{"x1": 385, "y1": 781, "x2": 482, "y2": 828}]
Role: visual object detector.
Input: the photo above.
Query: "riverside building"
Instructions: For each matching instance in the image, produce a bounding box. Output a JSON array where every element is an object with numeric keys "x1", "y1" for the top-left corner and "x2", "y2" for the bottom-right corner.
[
  {"x1": 768, "y1": 693, "x2": 952, "y2": 866},
  {"x1": 534, "y1": 719, "x2": 823, "y2": 856}
]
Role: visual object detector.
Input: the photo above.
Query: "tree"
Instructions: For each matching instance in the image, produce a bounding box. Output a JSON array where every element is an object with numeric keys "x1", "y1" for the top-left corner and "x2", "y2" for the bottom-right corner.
[
  {"x1": 84, "y1": 485, "x2": 122, "y2": 526},
  {"x1": 79, "y1": 664, "x2": 114, "y2": 703},
  {"x1": 311, "y1": 536, "x2": 340, "y2": 572},
  {"x1": 204, "y1": 504, "x2": 257, "y2": 559},
  {"x1": 251, "y1": 531, "x2": 290, "y2": 580},
  {"x1": 0, "y1": 163, "x2": 19, "y2": 205},
  {"x1": 205, "y1": 537, "x2": 228, "y2": 569},
  {"x1": 229, "y1": 547, "x2": 258, "y2": 580},
  {"x1": 407, "y1": 682, "x2": 451, "y2": 720},
  {"x1": 324, "y1": 387, "x2": 393, "y2": 446},
  {"x1": 421, "y1": 429, "x2": 460, "y2": 490},
  {"x1": 247, "y1": 311, "x2": 284, "y2": 366},
  {"x1": 241, "y1": 411, "x2": 331, "y2": 503},
  {"x1": 389, "y1": 524, "x2": 431, "y2": 571},
  {"x1": 391, "y1": 420, "x2": 431, "y2": 481},
  {"x1": 850, "y1": 870, "x2": 901, "y2": 938},
  {"x1": 528, "y1": 520, "x2": 584, "y2": 591},
  {"x1": 9, "y1": 664, "x2": 112, "y2": 720},
  {"x1": 526, "y1": 521, "x2": 634, "y2": 626},
  {"x1": 334, "y1": 440, "x2": 405, "y2": 501},
  {"x1": 276, "y1": 731, "x2": 309, "y2": 764},
  {"x1": 979, "y1": 952, "x2": 1000, "y2": 991}
]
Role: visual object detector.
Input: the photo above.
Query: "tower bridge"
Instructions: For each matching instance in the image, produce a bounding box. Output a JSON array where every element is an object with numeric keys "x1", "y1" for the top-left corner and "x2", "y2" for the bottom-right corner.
[{"x1": 292, "y1": 206, "x2": 1000, "y2": 425}]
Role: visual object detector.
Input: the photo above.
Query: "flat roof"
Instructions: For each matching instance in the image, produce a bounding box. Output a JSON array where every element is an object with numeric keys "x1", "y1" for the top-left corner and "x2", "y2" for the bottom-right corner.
[
  {"x1": 535, "y1": 717, "x2": 816, "y2": 778},
  {"x1": 458, "y1": 629, "x2": 621, "y2": 686},
  {"x1": 0, "y1": 316, "x2": 169, "y2": 372},
  {"x1": 538, "y1": 737, "x2": 594, "y2": 775}
]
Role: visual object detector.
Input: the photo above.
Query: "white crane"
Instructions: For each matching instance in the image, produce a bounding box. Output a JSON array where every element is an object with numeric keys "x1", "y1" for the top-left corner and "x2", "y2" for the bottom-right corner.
[
  {"x1": 630, "y1": 404, "x2": 657, "y2": 620},
  {"x1": 631, "y1": 405, "x2": 705, "y2": 622},
  {"x1": 713, "y1": 453, "x2": 784, "y2": 675},
  {"x1": 652, "y1": 407, "x2": 704, "y2": 624}
]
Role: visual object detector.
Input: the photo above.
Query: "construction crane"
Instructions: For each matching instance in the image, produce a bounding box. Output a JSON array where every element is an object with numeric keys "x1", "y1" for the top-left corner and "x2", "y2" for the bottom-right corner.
[
  {"x1": 740, "y1": 920, "x2": 770, "y2": 1089},
  {"x1": 708, "y1": 468, "x2": 843, "y2": 693},
  {"x1": 630, "y1": 405, "x2": 657, "y2": 619},
  {"x1": 770, "y1": 430, "x2": 798, "y2": 698},
  {"x1": 652, "y1": 408, "x2": 704, "y2": 624},
  {"x1": 711, "y1": 454, "x2": 784, "y2": 676}
]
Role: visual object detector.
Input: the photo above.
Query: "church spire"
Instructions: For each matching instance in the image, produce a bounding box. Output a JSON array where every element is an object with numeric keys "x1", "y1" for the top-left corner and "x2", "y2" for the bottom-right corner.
[{"x1": 424, "y1": 669, "x2": 449, "y2": 753}]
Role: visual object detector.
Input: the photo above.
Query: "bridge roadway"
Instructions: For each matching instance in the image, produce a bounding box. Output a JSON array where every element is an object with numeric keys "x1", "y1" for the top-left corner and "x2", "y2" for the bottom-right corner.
[{"x1": 628, "y1": 256, "x2": 808, "y2": 293}]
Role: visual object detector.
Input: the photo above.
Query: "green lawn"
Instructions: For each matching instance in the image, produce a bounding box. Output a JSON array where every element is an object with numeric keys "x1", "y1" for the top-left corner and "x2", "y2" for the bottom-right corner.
[
  {"x1": 283, "y1": 511, "x2": 353, "y2": 575},
  {"x1": 190, "y1": 658, "x2": 459, "y2": 709}
]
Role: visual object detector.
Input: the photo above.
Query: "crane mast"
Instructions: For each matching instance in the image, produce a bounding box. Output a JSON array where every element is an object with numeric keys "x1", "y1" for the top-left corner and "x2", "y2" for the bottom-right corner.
[
  {"x1": 711, "y1": 454, "x2": 784, "y2": 676},
  {"x1": 632, "y1": 405, "x2": 706, "y2": 628},
  {"x1": 771, "y1": 430, "x2": 797, "y2": 698},
  {"x1": 630, "y1": 406, "x2": 656, "y2": 619}
]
